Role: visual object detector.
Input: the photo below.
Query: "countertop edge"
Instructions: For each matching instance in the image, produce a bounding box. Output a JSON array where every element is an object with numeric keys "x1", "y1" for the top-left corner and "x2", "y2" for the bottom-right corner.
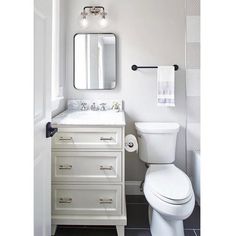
[{"x1": 51, "y1": 110, "x2": 126, "y2": 127}]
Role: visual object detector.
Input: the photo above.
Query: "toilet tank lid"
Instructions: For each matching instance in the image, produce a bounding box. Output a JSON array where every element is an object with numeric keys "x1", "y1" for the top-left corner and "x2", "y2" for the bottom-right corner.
[{"x1": 135, "y1": 122, "x2": 180, "y2": 134}]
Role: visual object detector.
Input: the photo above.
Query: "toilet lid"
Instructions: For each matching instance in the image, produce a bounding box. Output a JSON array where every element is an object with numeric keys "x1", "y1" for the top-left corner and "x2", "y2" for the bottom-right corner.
[{"x1": 145, "y1": 164, "x2": 193, "y2": 204}]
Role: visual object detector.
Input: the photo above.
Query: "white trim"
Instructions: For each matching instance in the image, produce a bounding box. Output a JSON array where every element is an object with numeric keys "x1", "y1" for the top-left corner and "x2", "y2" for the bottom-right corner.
[
  {"x1": 51, "y1": 0, "x2": 60, "y2": 99},
  {"x1": 125, "y1": 181, "x2": 144, "y2": 195}
]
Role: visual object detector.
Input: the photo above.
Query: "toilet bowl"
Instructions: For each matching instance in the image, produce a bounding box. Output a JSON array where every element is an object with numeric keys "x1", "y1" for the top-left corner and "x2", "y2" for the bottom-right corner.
[
  {"x1": 144, "y1": 165, "x2": 195, "y2": 236},
  {"x1": 135, "y1": 122, "x2": 195, "y2": 236}
]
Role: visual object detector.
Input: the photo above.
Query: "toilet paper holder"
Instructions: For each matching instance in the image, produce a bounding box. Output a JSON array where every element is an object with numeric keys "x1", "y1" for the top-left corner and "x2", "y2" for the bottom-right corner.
[
  {"x1": 126, "y1": 142, "x2": 134, "y2": 148},
  {"x1": 125, "y1": 134, "x2": 138, "y2": 153}
]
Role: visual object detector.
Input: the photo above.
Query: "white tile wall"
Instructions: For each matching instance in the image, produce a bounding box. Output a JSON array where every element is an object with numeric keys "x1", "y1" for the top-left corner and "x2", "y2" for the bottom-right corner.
[
  {"x1": 187, "y1": 97, "x2": 200, "y2": 122},
  {"x1": 187, "y1": 16, "x2": 200, "y2": 43},
  {"x1": 187, "y1": 150, "x2": 194, "y2": 177},
  {"x1": 187, "y1": 123, "x2": 200, "y2": 151},
  {"x1": 186, "y1": 69, "x2": 200, "y2": 96},
  {"x1": 186, "y1": 0, "x2": 200, "y2": 15},
  {"x1": 186, "y1": 43, "x2": 200, "y2": 69},
  {"x1": 186, "y1": 0, "x2": 200, "y2": 186}
]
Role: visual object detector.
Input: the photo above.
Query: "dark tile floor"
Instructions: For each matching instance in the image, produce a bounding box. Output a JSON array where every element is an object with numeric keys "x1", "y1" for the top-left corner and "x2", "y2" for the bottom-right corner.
[{"x1": 55, "y1": 195, "x2": 200, "y2": 236}]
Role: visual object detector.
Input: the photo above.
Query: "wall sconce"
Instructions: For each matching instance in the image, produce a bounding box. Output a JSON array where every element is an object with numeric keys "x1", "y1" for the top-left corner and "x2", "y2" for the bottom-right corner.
[{"x1": 80, "y1": 6, "x2": 108, "y2": 28}]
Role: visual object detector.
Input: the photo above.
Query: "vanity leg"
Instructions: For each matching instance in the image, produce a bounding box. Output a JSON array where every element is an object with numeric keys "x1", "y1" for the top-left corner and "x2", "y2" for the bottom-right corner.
[
  {"x1": 51, "y1": 224, "x2": 57, "y2": 236},
  {"x1": 116, "y1": 225, "x2": 125, "y2": 236}
]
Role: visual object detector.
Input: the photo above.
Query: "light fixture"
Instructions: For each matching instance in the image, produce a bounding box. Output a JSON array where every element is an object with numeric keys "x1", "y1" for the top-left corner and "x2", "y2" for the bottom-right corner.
[
  {"x1": 80, "y1": 6, "x2": 108, "y2": 28},
  {"x1": 80, "y1": 11, "x2": 88, "y2": 28},
  {"x1": 100, "y1": 11, "x2": 108, "y2": 27}
]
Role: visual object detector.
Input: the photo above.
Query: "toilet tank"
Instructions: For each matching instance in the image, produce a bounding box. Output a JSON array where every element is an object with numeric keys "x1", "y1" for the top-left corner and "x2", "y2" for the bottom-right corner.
[{"x1": 135, "y1": 122, "x2": 180, "y2": 164}]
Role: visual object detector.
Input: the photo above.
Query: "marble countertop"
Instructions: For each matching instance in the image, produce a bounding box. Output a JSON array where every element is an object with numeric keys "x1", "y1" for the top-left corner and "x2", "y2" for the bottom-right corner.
[{"x1": 52, "y1": 110, "x2": 126, "y2": 127}]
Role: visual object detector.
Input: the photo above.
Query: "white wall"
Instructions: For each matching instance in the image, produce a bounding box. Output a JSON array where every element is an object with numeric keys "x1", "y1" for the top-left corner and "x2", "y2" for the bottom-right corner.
[{"x1": 64, "y1": 0, "x2": 186, "y2": 181}]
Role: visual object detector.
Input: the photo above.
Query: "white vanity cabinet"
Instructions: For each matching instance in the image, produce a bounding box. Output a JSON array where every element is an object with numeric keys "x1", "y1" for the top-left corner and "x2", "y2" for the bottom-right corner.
[{"x1": 51, "y1": 110, "x2": 126, "y2": 236}]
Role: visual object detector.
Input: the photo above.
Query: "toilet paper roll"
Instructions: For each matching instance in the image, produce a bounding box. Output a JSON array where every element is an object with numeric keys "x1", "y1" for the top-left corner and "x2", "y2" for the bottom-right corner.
[{"x1": 125, "y1": 134, "x2": 138, "y2": 152}]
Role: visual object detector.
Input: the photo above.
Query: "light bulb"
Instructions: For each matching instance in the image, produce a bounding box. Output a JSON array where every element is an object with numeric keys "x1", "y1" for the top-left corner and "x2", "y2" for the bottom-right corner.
[
  {"x1": 100, "y1": 16, "x2": 108, "y2": 27},
  {"x1": 80, "y1": 16, "x2": 88, "y2": 28}
]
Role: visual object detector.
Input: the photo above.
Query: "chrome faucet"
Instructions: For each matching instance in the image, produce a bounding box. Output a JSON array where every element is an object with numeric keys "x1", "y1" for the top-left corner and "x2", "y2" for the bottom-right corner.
[{"x1": 90, "y1": 102, "x2": 98, "y2": 111}]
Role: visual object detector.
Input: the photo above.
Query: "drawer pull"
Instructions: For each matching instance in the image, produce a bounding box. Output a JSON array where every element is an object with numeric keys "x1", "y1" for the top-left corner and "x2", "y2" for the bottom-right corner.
[
  {"x1": 59, "y1": 165, "x2": 72, "y2": 170},
  {"x1": 99, "y1": 198, "x2": 113, "y2": 204},
  {"x1": 100, "y1": 165, "x2": 113, "y2": 170},
  {"x1": 100, "y1": 137, "x2": 113, "y2": 141},
  {"x1": 59, "y1": 137, "x2": 73, "y2": 141},
  {"x1": 59, "y1": 198, "x2": 72, "y2": 203}
]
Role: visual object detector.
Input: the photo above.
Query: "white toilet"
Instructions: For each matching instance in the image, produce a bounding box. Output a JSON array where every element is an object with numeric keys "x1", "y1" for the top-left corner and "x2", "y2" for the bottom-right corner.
[{"x1": 135, "y1": 122, "x2": 195, "y2": 236}]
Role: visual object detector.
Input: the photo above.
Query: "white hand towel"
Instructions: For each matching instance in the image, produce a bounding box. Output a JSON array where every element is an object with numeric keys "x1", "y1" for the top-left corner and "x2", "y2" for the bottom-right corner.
[{"x1": 157, "y1": 66, "x2": 175, "y2": 107}]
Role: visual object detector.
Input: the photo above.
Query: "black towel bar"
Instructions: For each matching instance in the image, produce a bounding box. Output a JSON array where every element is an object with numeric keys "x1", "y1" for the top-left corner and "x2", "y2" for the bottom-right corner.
[{"x1": 131, "y1": 64, "x2": 179, "y2": 71}]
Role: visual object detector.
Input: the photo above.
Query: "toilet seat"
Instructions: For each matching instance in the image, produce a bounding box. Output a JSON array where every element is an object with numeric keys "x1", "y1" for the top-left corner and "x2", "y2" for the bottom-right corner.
[{"x1": 145, "y1": 164, "x2": 193, "y2": 205}]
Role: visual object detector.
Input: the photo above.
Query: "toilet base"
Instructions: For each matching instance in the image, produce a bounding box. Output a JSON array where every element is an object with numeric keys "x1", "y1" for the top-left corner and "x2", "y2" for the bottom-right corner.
[{"x1": 150, "y1": 207, "x2": 184, "y2": 236}]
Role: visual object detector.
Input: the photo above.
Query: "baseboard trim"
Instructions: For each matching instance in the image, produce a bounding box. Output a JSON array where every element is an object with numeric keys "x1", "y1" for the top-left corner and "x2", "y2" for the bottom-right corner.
[{"x1": 125, "y1": 181, "x2": 144, "y2": 195}]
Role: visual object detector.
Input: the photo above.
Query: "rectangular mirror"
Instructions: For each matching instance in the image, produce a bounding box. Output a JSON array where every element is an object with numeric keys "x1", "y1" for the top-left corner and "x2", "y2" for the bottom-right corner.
[{"x1": 74, "y1": 33, "x2": 116, "y2": 90}]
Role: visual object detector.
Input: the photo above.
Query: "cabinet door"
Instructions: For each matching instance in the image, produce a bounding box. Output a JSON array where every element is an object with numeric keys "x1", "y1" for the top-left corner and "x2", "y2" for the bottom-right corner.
[
  {"x1": 52, "y1": 151, "x2": 122, "y2": 182},
  {"x1": 52, "y1": 127, "x2": 122, "y2": 149},
  {"x1": 52, "y1": 185, "x2": 121, "y2": 216}
]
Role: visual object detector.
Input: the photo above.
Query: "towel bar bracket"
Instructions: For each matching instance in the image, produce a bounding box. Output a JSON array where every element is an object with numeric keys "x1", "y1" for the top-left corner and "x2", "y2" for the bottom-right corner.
[{"x1": 131, "y1": 64, "x2": 179, "y2": 71}]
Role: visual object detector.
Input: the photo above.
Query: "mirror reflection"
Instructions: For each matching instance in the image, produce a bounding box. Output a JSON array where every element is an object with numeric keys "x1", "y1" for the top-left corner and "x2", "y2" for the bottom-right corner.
[{"x1": 74, "y1": 33, "x2": 116, "y2": 90}]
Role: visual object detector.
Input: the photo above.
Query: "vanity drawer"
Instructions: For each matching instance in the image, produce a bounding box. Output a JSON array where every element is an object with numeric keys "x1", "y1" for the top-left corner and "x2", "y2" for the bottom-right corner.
[
  {"x1": 52, "y1": 151, "x2": 122, "y2": 182},
  {"x1": 52, "y1": 127, "x2": 122, "y2": 149},
  {"x1": 52, "y1": 184, "x2": 121, "y2": 216}
]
